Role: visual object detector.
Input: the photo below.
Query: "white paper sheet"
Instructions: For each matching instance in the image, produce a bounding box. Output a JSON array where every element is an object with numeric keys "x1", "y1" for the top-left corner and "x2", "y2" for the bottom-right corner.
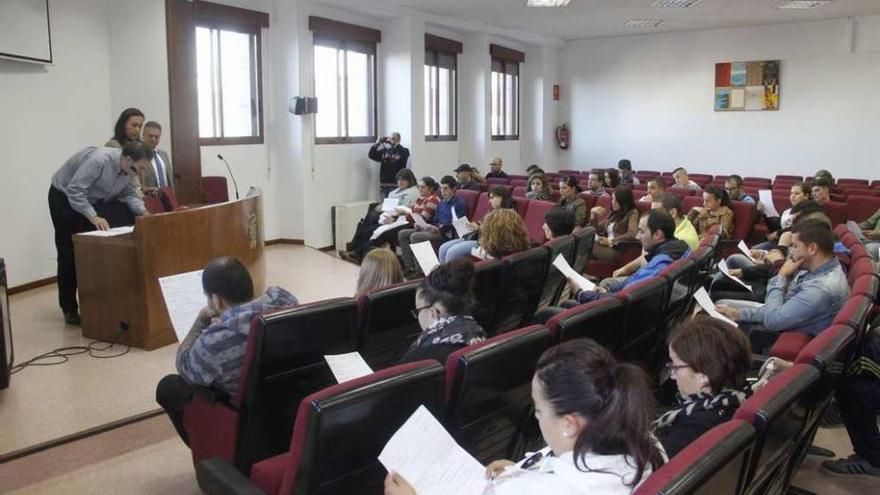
[
  {"x1": 411, "y1": 241, "x2": 440, "y2": 275},
  {"x1": 452, "y1": 217, "x2": 474, "y2": 239},
  {"x1": 379, "y1": 406, "x2": 488, "y2": 495},
  {"x1": 737, "y1": 240, "x2": 756, "y2": 263},
  {"x1": 758, "y1": 190, "x2": 780, "y2": 218},
  {"x1": 451, "y1": 207, "x2": 459, "y2": 222},
  {"x1": 382, "y1": 197, "x2": 400, "y2": 212},
  {"x1": 718, "y1": 259, "x2": 752, "y2": 292},
  {"x1": 158, "y1": 269, "x2": 206, "y2": 342},
  {"x1": 325, "y1": 352, "x2": 373, "y2": 383},
  {"x1": 79, "y1": 225, "x2": 134, "y2": 237},
  {"x1": 552, "y1": 254, "x2": 596, "y2": 292},
  {"x1": 412, "y1": 212, "x2": 429, "y2": 229},
  {"x1": 693, "y1": 287, "x2": 738, "y2": 327},
  {"x1": 470, "y1": 246, "x2": 491, "y2": 261},
  {"x1": 370, "y1": 217, "x2": 409, "y2": 240}
]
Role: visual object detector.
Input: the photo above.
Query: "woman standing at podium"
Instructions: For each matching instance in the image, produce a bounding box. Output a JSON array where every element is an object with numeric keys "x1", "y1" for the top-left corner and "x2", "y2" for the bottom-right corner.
[{"x1": 48, "y1": 141, "x2": 153, "y2": 325}]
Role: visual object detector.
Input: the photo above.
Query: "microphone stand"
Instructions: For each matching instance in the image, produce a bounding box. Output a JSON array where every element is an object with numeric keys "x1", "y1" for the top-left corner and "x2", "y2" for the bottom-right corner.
[{"x1": 217, "y1": 154, "x2": 240, "y2": 200}]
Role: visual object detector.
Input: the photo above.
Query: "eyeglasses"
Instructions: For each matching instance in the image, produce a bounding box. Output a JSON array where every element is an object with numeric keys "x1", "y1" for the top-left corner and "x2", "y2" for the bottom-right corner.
[
  {"x1": 410, "y1": 305, "x2": 432, "y2": 320},
  {"x1": 665, "y1": 362, "x2": 690, "y2": 372}
]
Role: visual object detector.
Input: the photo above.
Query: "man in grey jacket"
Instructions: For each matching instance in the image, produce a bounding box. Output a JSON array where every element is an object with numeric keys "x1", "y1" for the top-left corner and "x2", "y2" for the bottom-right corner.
[
  {"x1": 140, "y1": 121, "x2": 174, "y2": 194},
  {"x1": 48, "y1": 141, "x2": 153, "y2": 324}
]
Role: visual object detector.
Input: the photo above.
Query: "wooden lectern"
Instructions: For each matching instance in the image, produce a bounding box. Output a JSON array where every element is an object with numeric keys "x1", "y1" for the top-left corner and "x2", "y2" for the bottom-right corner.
[{"x1": 73, "y1": 195, "x2": 266, "y2": 350}]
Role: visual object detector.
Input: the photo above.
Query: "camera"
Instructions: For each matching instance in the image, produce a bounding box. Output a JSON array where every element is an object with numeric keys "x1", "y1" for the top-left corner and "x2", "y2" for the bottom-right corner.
[{"x1": 381, "y1": 136, "x2": 391, "y2": 143}]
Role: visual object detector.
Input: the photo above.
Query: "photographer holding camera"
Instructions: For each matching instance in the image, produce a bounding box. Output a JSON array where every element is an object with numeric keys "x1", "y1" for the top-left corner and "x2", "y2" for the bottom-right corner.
[{"x1": 368, "y1": 132, "x2": 410, "y2": 196}]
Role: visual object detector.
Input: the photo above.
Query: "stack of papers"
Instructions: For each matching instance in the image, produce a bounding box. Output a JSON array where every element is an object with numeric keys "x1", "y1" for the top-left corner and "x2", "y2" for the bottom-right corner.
[
  {"x1": 379, "y1": 406, "x2": 487, "y2": 495},
  {"x1": 80, "y1": 225, "x2": 134, "y2": 237},
  {"x1": 370, "y1": 217, "x2": 409, "y2": 240},
  {"x1": 324, "y1": 352, "x2": 373, "y2": 383}
]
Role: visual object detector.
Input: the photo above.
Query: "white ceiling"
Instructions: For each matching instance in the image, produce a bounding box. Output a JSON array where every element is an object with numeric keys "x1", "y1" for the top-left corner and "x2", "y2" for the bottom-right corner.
[{"x1": 334, "y1": 0, "x2": 880, "y2": 41}]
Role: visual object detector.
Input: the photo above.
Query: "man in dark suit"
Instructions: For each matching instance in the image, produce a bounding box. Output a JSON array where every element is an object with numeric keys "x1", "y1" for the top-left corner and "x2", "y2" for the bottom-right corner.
[{"x1": 141, "y1": 121, "x2": 174, "y2": 195}]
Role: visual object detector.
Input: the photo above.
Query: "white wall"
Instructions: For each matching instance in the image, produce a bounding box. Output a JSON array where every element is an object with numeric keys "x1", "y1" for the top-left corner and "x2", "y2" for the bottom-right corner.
[
  {"x1": 561, "y1": 16, "x2": 880, "y2": 179},
  {"x1": 0, "y1": 0, "x2": 113, "y2": 287}
]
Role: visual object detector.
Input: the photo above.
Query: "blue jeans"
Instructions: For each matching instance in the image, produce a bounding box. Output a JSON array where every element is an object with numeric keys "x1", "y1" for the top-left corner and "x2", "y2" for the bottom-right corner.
[{"x1": 439, "y1": 239, "x2": 478, "y2": 263}]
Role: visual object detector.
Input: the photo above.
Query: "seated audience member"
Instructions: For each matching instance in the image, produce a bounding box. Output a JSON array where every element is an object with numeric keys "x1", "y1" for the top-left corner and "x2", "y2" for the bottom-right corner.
[
  {"x1": 399, "y1": 176, "x2": 468, "y2": 277},
  {"x1": 454, "y1": 163, "x2": 484, "y2": 191},
  {"x1": 811, "y1": 177, "x2": 833, "y2": 205},
  {"x1": 527, "y1": 173, "x2": 553, "y2": 201},
  {"x1": 653, "y1": 194, "x2": 699, "y2": 251},
  {"x1": 671, "y1": 167, "x2": 702, "y2": 193},
  {"x1": 655, "y1": 317, "x2": 752, "y2": 458},
  {"x1": 438, "y1": 186, "x2": 515, "y2": 263},
  {"x1": 814, "y1": 169, "x2": 835, "y2": 186},
  {"x1": 156, "y1": 257, "x2": 297, "y2": 445},
  {"x1": 715, "y1": 219, "x2": 849, "y2": 351},
  {"x1": 583, "y1": 171, "x2": 609, "y2": 197},
  {"x1": 569, "y1": 211, "x2": 688, "y2": 304},
  {"x1": 341, "y1": 169, "x2": 420, "y2": 263},
  {"x1": 757, "y1": 182, "x2": 810, "y2": 249},
  {"x1": 618, "y1": 159, "x2": 640, "y2": 186},
  {"x1": 687, "y1": 186, "x2": 735, "y2": 240},
  {"x1": 639, "y1": 176, "x2": 667, "y2": 203},
  {"x1": 856, "y1": 207, "x2": 880, "y2": 261},
  {"x1": 590, "y1": 186, "x2": 640, "y2": 263},
  {"x1": 822, "y1": 326, "x2": 880, "y2": 478},
  {"x1": 485, "y1": 156, "x2": 509, "y2": 179},
  {"x1": 355, "y1": 248, "x2": 405, "y2": 298},
  {"x1": 472, "y1": 208, "x2": 531, "y2": 261},
  {"x1": 604, "y1": 168, "x2": 621, "y2": 188},
  {"x1": 369, "y1": 176, "x2": 440, "y2": 250},
  {"x1": 385, "y1": 339, "x2": 665, "y2": 494},
  {"x1": 725, "y1": 175, "x2": 755, "y2": 204},
  {"x1": 557, "y1": 176, "x2": 588, "y2": 228},
  {"x1": 526, "y1": 164, "x2": 544, "y2": 176},
  {"x1": 398, "y1": 259, "x2": 485, "y2": 363},
  {"x1": 543, "y1": 207, "x2": 576, "y2": 241}
]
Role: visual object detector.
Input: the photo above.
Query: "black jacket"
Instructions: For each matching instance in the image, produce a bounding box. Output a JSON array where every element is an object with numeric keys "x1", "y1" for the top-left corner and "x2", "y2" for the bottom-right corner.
[{"x1": 368, "y1": 143, "x2": 410, "y2": 184}]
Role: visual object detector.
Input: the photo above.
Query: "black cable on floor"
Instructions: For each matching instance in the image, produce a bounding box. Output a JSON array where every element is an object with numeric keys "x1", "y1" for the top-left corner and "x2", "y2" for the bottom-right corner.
[{"x1": 9, "y1": 326, "x2": 131, "y2": 375}]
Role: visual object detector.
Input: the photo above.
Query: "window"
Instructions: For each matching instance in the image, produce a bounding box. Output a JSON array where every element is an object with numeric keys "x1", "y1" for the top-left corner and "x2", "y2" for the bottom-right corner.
[
  {"x1": 490, "y1": 44, "x2": 524, "y2": 140},
  {"x1": 424, "y1": 34, "x2": 461, "y2": 141},
  {"x1": 310, "y1": 17, "x2": 380, "y2": 144},
  {"x1": 196, "y1": 25, "x2": 263, "y2": 144}
]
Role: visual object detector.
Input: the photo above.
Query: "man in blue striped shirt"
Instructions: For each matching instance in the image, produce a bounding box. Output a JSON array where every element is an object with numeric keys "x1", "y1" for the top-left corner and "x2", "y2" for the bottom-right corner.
[{"x1": 156, "y1": 257, "x2": 297, "y2": 445}]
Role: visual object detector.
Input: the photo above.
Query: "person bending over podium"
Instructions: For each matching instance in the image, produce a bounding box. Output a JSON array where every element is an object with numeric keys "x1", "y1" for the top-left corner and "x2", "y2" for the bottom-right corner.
[
  {"x1": 156, "y1": 257, "x2": 297, "y2": 446},
  {"x1": 48, "y1": 141, "x2": 154, "y2": 325}
]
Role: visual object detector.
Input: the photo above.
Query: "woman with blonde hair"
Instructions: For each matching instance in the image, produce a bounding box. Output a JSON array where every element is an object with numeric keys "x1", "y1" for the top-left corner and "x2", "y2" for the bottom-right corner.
[
  {"x1": 475, "y1": 208, "x2": 531, "y2": 261},
  {"x1": 355, "y1": 248, "x2": 404, "y2": 298}
]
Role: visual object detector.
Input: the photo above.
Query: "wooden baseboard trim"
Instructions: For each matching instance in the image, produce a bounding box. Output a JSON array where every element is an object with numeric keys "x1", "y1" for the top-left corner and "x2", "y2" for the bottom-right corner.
[
  {"x1": 8, "y1": 276, "x2": 56, "y2": 295},
  {"x1": 265, "y1": 238, "x2": 304, "y2": 246},
  {"x1": 317, "y1": 245, "x2": 335, "y2": 252}
]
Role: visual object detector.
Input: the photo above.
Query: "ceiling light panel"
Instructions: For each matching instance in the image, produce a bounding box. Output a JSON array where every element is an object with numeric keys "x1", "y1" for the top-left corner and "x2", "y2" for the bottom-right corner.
[
  {"x1": 652, "y1": 0, "x2": 703, "y2": 8},
  {"x1": 526, "y1": 0, "x2": 571, "y2": 7},
  {"x1": 625, "y1": 19, "x2": 665, "y2": 27},
  {"x1": 775, "y1": 1, "x2": 832, "y2": 9}
]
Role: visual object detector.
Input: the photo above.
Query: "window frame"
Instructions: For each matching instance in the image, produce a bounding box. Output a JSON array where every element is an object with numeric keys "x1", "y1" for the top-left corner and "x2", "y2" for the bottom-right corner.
[
  {"x1": 489, "y1": 44, "x2": 524, "y2": 141},
  {"x1": 424, "y1": 34, "x2": 461, "y2": 142},
  {"x1": 195, "y1": 19, "x2": 265, "y2": 146},
  {"x1": 309, "y1": 17, "x2": 380, "y2": 145}
]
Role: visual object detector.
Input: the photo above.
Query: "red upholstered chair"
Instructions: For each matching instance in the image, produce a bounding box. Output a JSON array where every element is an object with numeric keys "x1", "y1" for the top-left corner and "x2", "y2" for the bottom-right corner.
[
  {"x1": 143, "y1": 194, "x2": 165, "y2": 214},
  {"x1": 682, "y1": 195, "x2": 703, "y2": 213},
  {"x1": 444, "y1": 325, "x2": 553, "y2": 463},
  {"x1": 202, "y1": 176, "x2": 229, "y2": 204},
  {"x1": 494, "y1": 247, "x2": 549, "y2": 335},
  {"x1": 667, "y1": 187, "x2": 692, "y2": 199},
  {"x1": 735, "y1": 364, "x2": 820, "y2": 495},
  {"x1": 539, "y1": 235, "x2": 575, "y2": 308},
  {"x1": 454, "y1": 189, "x2": 479, "y2": 218},
  {"x1": 486, "y1": 178, "x2": 510, "y2": 186},
  {"x1": 545, "y1": 297, "x2": 627, "y2": 351},
  {"x1": 846, "y1": 195, "x2": 880, "y2": 223},
  {"x1": 771, "y1": 194, "x2": 791, "y2": 212},
  {"x1": 471, "y1": 259, "x2": 504, "y2": 331},
  {"x1": 848, "y1": 258, "x2": 876, "y2": 287},
  {"x1": 576, "y1": 193, "x2": 597, "y2": 210},
  {"x1": 769, "y1": 332, "x2": 814, "y2": 362},
  {"x1": 558, "y1": 169, "x2": 580, "y2": 175},
  {"x1": 510, "y1": 179, "x2": 528, "y2": 188},
  {"x1": 522, "y1": 200, "x2": 555, "y2": 245},
  {"x1": 633, "y1": 419, "x2": 756, "y2": 495},
  {"x1": 838, "y1": 178, "x2": 869, "y2": 186},
  {"x1": 511, "y1": 197, "x2": 529, "y2": 218},
  {"x1": 774, "y1": 175, "x2": 802, "y2": 183},
  {"x1": 833, "y1": 223, "x2": 850, "y2": 238},
  {"x1": 512, "y1": 186, "x2": 528, "y2": 198},
  {"x1": 638, "y1": 169, "x2": 661, "y2": 177},
  {"x1": 357, "y1": 280, "x2": 422, "y2": 369},
  {"x1": 822, "y1": 200, "x2": 847, "y2": 226},
  {"x1": 614, "y1": 277, "x2": 668, "y2": 367},
  {"x1": 830, "y1": 295, "x2": 873, "y2": 333},
  {"x1": 713, "y1": 174, "x2": 730, "y2": 183},
  {"x1": 472, "y1": 193, "x2": 492, "y2": 222},
  {"x1": 873, "y1": 180, "x2": 880, "y2": 189},
  {"x1": 658, "y1": 258, "x2": 697, "y2": 321},
  {"x1": 851, "y1": 273, "x2": 879, "y2": 300},
  {"x1": 196, "y1": 361, "x2": 446, "y2": 495},
  {"x1": 184, "y1": 298, "x2": 359, "y2": 476},
  {"x1": 744, "y1": 176, "x2": 772, "y2": 185},
  {"x1": 718, "y1": 201, "x2": 757, "y2": 257},
  {"x1": 507, "y1": 174, "x2": 528, "y2": 181}
]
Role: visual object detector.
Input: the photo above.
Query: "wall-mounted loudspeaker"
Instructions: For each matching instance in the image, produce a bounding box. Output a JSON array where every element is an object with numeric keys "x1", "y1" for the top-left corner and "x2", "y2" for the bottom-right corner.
[{"x1": 289, "y1": 97, "x2": 318, "y2": 115}]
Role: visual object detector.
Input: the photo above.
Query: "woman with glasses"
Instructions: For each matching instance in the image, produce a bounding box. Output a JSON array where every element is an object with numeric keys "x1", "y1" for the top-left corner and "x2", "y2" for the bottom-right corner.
[
  {"x1": 386, "y1": 339, "x2": 666, "y2": 494},
  {"x1": 655, "y1": 316, "x2": 752, "y2": 458},
  {"x1": 399, "y1": 258, "x2": 486, "y2": 364}
]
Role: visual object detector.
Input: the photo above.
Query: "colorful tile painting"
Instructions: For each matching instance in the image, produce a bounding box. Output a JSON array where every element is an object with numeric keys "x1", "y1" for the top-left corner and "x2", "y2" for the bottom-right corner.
[{"x1": 714, "y1": 60, "x2": 780, "y2": 111}]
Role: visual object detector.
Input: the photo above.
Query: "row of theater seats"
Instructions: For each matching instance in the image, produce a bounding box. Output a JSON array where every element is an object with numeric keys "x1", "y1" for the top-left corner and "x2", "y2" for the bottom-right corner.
[
  {"x1": 638, "y1": 251, "x2": 878, "y2": 495},
  {"x1": 187, "y1": 227, "x2": 724, "y2": 493}
]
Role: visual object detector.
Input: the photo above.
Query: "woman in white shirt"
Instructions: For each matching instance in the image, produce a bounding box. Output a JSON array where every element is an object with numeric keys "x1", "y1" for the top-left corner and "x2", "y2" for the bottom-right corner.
[
  {"x1": 755, "y1": 182, "x2": 810, "y2": 250},
  {"x1": 384, "y1": 339, "x2": 666, "y2": 495}
]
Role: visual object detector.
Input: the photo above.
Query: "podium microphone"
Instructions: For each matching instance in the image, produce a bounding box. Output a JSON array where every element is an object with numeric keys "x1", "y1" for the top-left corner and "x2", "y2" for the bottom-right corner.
[{"x1": 217, "y1": 154, "x2": 240, "y2": 200}]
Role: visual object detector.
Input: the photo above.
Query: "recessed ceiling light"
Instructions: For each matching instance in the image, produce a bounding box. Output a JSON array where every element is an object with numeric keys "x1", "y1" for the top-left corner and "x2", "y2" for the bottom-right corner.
[
  {"x1": 775, "y1": 0, "x2": 832, "y2": 9},
  {"x1": 625, "y1": 19, "x2": 665, "y2": 27},
  {"x1": 526, "y1": 0, "x2": 571, "y2": 7},
  {"x1": 652, "y1": 0, "x2": 703, "y2": 8}
]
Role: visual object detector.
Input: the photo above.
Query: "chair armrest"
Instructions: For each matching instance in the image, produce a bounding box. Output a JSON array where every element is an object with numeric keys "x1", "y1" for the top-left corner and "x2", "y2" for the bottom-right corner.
[
  {"x1": 612, "y1": 240, "x2": 642, "y2": 252},
  {"x1": 196, "y1": 457, "x2": 266, "y2": 495}
]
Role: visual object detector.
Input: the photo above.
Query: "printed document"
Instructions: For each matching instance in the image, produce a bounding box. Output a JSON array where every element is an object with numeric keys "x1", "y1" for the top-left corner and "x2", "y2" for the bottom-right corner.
[
  {"x1": 382, "y1": 198, "x2": 400, "y2": 212},
  {"x1": 737, "y1": 240, "x2": 756, "y2": 263},
  {"x1": 325, "y1": 352, "x2": 373, "y2": 383},
  {"x1": 693, "y1": 287, "x2": 738, "y2": 327},
  {"x1": 159, "y1": 269, "x2": 206, "y2": 342},
  {"x1": 552, "y1": 254, "x2": 596, "y2": 292},
  {"x1": 79, "y1": 225, "x2": 134, "y2": 237},
  {"x1": 411, "y1": 241, "x2": 440, "y2": 275},
  {"x1": 758, "y1": 190, "x2": 780, "y2": 218},
  {"x1": 718, "y1": 259, "x2": 752, "y2": 292}
]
